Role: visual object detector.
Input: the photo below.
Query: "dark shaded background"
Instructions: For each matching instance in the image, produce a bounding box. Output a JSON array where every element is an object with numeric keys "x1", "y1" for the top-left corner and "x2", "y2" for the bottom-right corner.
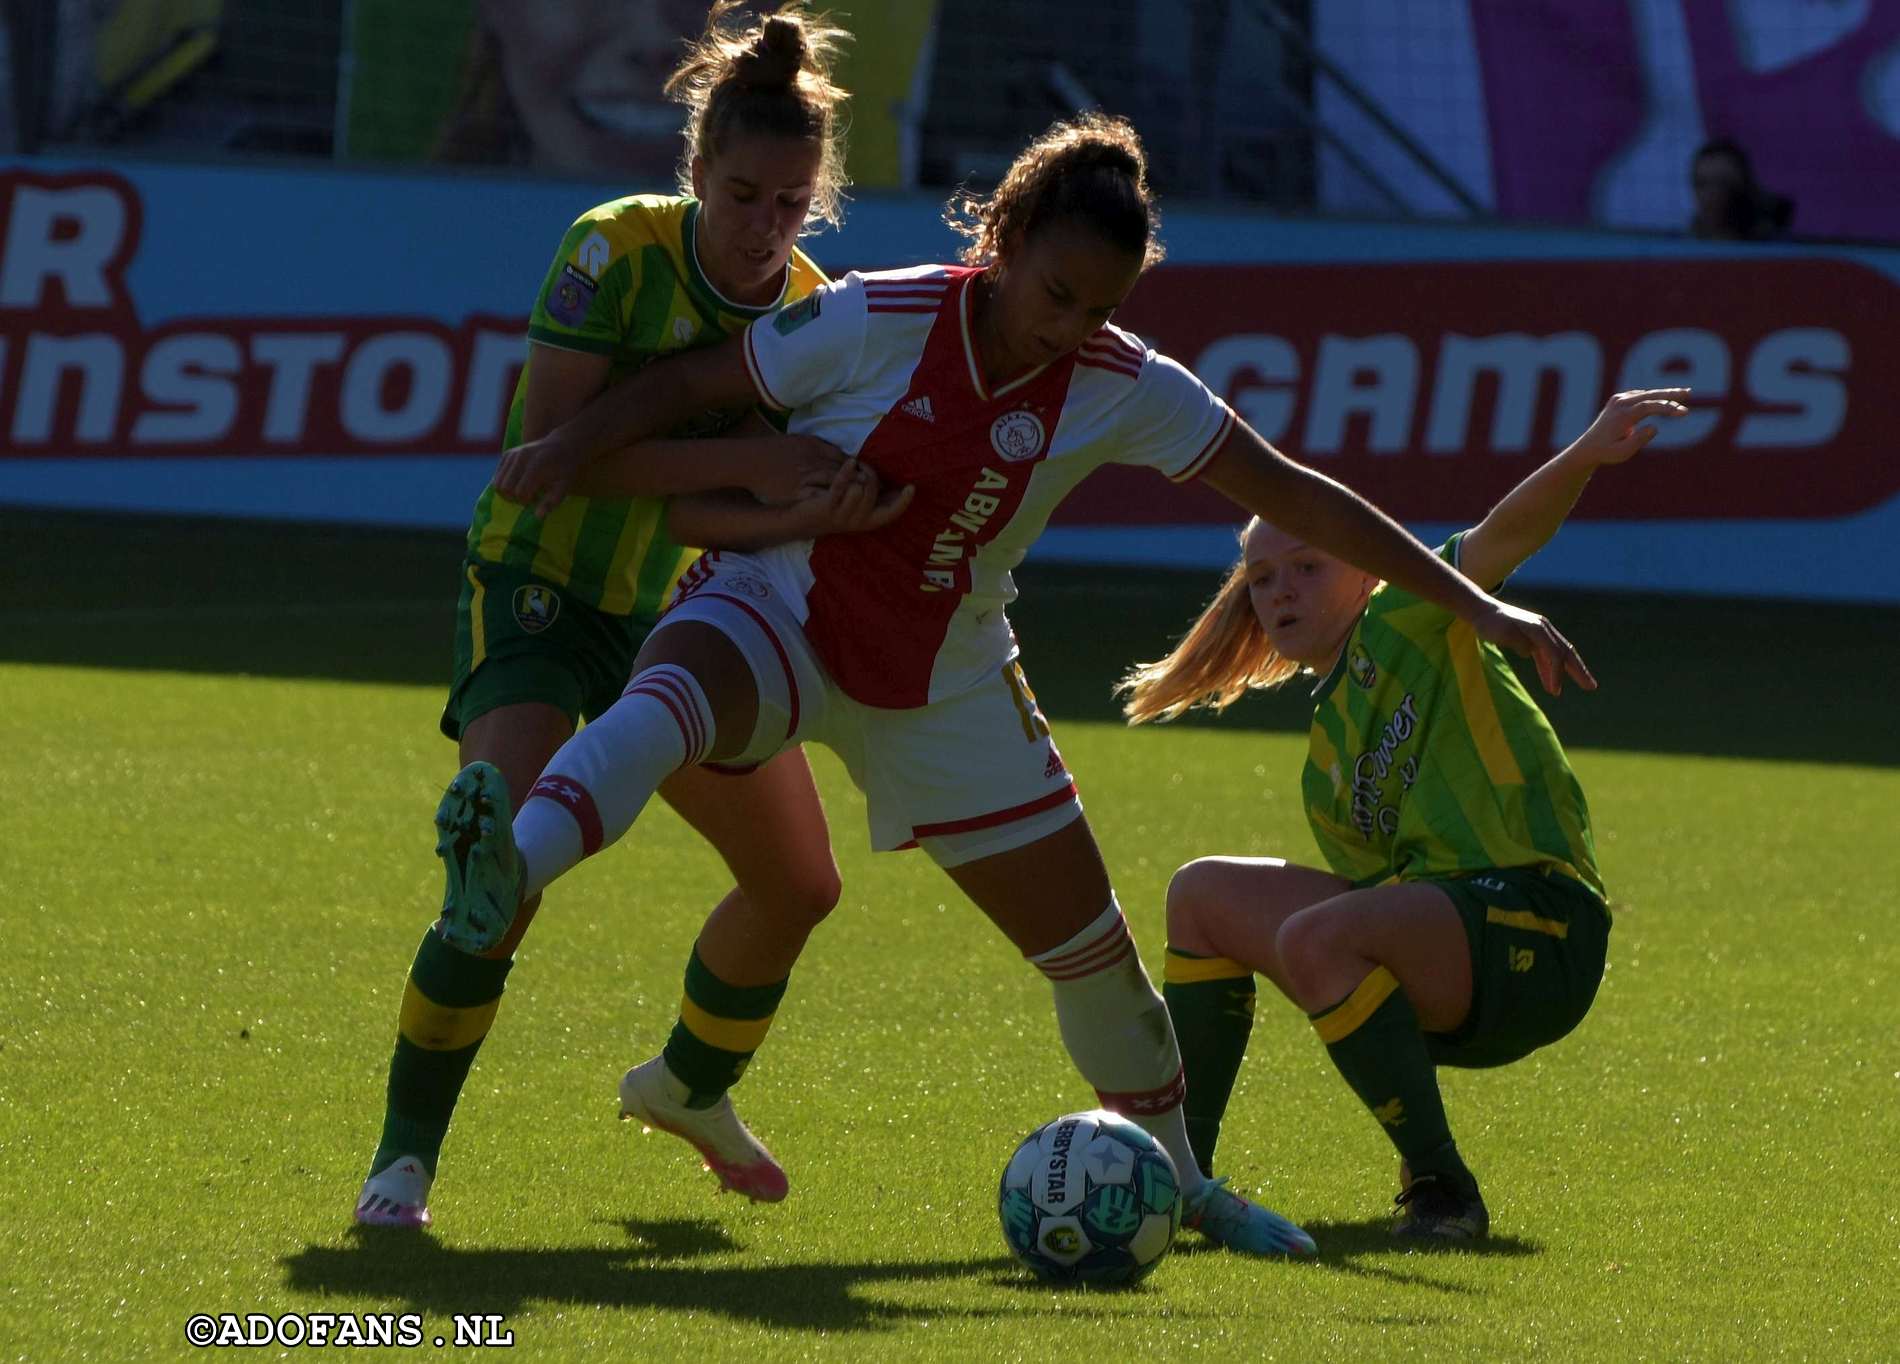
[{"x1": 8, "y1": 508, "x2": 1893, "y2": 768}]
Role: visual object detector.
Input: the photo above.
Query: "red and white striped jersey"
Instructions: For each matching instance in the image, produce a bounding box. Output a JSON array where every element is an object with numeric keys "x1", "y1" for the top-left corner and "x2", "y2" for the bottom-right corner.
[{"x1": 739, "y1": 264, "x2": 1236, "y2": 709}]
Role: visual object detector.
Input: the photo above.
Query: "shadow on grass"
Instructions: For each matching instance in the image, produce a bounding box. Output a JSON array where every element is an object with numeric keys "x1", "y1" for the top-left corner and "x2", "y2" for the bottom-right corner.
[
  {"x1": 283, "y1": 1217, "x2": 1153, "y2": 1332},
  {"x1": 11, "y1": 508, "x2": 1897, "y2": 765},
  {"x1": 1302, "y1": 1214, "x2": 1540, "y2": 1262},
  {"x1": 1167, "y1": 1214, "x2": 1536, "y2": 1296},
  {"x1": 1307, "y1": 1215, "x2": 1537, "y2": 1294},
  {"x1": 1174, "y1": 1214, "x2": 1537, "y2": 1291}
]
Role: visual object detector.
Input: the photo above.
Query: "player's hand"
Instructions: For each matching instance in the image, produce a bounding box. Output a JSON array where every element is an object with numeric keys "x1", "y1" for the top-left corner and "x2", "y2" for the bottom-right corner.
[
  {"x1": 791, "y1": 460, "x2": 916, "y2": 537},
  {"x1": 744, "y1": 435, "x2": 853, "y2": 506},
  {"x1": 1473, "y1": 598, "x2": 1596, "y2": 696},
  {"x1": 1570, "y1": 388, "x2": 1691, "y2": 466},
  {"x1": 823, "y1": 460, "x2": 915, "y2": 534},
  {"x1": 496, "y1": 435, "x2": 587, "y2": 520}
]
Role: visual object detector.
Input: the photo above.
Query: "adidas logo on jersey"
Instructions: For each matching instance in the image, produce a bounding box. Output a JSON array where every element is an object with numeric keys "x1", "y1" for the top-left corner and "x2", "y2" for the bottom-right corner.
[{"x1": 901, "y1": 395, "x2": 936, "y2": 423}]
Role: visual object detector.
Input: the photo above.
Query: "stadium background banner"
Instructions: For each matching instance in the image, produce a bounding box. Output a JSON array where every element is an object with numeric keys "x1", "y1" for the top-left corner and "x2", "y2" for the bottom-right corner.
[
  {"x1": 3, "y1": 159, "x2": 1896, "y2": 603},
  {"x1": 1315, "y1": 0, "x2": 1900, "y2": 240},
  {"x1": 343, "y1": 0, "x2": 937, "y2": 187}
]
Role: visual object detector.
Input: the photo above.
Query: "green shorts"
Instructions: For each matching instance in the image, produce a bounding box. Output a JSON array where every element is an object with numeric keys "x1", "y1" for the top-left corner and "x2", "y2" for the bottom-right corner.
[
  {"x1": 440, "y1": 557, "x2": 658, "y2": 741},
  {"x1": 1423, "y1": 867, "x2": 1610, "y2": 1070}
]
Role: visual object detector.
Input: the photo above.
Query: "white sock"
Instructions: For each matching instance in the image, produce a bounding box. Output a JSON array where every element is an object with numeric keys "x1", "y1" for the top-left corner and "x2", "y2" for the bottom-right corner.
[
  {"x1": 1028, "y1": 898, "x2": 1206, "y2": 1196},
  {"x1": 514, "y1": 664, "x2": 714, "y2": 898}
]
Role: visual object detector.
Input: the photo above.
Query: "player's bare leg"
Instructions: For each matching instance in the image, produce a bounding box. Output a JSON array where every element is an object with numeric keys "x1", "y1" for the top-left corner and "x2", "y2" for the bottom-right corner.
[
  {"x1": 1166, "y1": 856, "x2": 1352, "y2": 996},
  {"x1": 660, "y1": 750, "x2": 841, "y2": 983},
  {"x1": 946, "y1": 817, "x2": 1315, "y2": 1258},
  {"x1": 1277, "y1": 883, "x2": 1487, "y2": 1240},
  {"x1": 452, "y1": 621, "x2": 791, "y2": 1202},
  {"x1": 617, "y1": 750, "x2": 843, "y2": 1203},
  {"x1": 1275, "y1": 883, "x2": 1472, "y2": 1032},
  {"x1": 1160, "y1": 856, "x2": 1351, "y2": 1176},
  {"x1": 355, "y1": 702, "x2": 570, "y2": 1229}
]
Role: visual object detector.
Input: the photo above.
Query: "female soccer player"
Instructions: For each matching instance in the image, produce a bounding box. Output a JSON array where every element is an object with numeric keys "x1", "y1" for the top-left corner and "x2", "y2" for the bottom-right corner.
[
  {"x1": 353, "y1": 2, "x2": 907, "y2": 1229},
  {"x1": 1123, "y1": 389, "x2": 1687, "y2": 1241},
  {"x1": 458, "y1": 112, "x2": 1593, "y2": 1258}
]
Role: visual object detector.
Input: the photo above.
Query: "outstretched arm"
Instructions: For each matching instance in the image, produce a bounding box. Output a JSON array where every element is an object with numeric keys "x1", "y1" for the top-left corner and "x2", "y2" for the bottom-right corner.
[
  {"x1": 1201, "y1": 424, "x2": 1595, "y2": 695},
  {"x1": 1459, "y1": 388, "x2": 1688, "y2": 591}
]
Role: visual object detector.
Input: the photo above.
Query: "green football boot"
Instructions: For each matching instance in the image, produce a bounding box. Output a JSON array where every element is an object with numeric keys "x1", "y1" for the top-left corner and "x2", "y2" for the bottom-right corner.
[{"x1": 433, "y1": 761, "x2": 523, "y2": 954}]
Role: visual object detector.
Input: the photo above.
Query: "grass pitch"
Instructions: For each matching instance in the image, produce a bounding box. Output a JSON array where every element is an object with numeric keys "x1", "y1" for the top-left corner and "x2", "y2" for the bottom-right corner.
[{"x1": 3, "y1": 514, "x2": 1896, "y2": 1361}]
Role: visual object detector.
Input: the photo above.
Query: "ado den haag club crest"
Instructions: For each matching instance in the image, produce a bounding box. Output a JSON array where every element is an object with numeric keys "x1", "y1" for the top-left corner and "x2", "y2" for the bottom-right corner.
[
  {"x1": 513, "y1": 585, "x2": 561, "y2": 634},
  {"x1": 1349, "y1": 643, "x2": 1378, "y2": 689},
  {"x1": 990, "y1": 409, "x2": 1046, "y2": 463}
]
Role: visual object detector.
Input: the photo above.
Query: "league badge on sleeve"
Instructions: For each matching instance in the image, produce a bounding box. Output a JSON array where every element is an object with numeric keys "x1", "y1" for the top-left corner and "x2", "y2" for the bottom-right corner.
[
  {"x1": 773, "y1": 292, "x2": 822, "y2": 335},
  {"x1": 546, "y1": 264, "x2": 597, "y2": 327}
]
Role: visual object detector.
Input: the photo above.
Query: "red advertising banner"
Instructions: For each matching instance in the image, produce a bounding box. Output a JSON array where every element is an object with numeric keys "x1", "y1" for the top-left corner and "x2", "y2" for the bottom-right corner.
[
  {"x1": 0, "y1": 170, "x2": 525, "y2": 457},
  {"x1": 1058, "y1": 257, "x2": 1899, "y2": 525},
  {"x1": 5, "y1": 168, "x2": 1895, "y2": 530}
]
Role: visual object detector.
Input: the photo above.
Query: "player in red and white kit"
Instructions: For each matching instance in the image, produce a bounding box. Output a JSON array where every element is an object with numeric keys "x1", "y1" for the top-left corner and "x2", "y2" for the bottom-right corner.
[{"x1": 447, "y1": 114, "x2": 1592, "y2": 1259}]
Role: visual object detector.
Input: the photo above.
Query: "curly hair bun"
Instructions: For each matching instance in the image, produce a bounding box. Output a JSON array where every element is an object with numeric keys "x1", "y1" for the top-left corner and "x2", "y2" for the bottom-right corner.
[
  {"x1": 1062, "y1": 139, "x2": 1142, "y2": 181},
  {"x1": 944, "y1": 113, "x2": 1164, "y2": 270}
]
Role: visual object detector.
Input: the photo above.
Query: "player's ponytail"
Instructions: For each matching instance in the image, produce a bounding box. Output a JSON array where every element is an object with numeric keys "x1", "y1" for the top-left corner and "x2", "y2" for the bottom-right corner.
[
  {"x1": 1118, "y1": 521, "x2": 1300, "y2": 725},
  {"x1": 947, "y1": 112, "x2": 1164, "y2": 270},
  {"x1": 667, "y1": 1, "x2": 852, "y2": 229}
]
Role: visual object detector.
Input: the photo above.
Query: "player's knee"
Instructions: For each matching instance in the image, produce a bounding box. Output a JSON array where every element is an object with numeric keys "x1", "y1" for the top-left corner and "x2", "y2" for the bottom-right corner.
[
  {"x1": 1164, "y1": 859, "x2": 1220, "y2": 940},
  {"x1": 1274, "y1": 907, "x2": 1341, "y2": 999},
  {"x1": 763, "y1": 857, "x2": 843, "y2": 927},
  {"x1": 802, "y1": 860, "x2": 844, "y2": 921}
]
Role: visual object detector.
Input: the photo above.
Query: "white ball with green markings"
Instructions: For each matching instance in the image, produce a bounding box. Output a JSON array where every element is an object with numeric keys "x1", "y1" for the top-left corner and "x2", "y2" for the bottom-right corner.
[{"x1": 997, "y1": 1109, "x2": 1180, "y2": 1285}]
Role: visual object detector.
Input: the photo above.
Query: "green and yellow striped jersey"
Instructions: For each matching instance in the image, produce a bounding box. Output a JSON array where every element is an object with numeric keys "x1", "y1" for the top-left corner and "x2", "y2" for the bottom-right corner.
[
  {"x1": 466, "y1": 195, "x2": 828, "y2": 617},
  {"x1": 1301, "y1": 534, "x2": 1604, "y2": 901}
]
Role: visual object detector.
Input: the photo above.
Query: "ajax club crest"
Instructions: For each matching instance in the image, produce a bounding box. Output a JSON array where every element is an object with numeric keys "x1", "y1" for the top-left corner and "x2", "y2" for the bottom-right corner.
[
  {"x1": 990, "y1": 409, "x2": 1046, "y2": 463},
  {"x1": 512, "y1": 585, "x2": 561, "y2": 634}
]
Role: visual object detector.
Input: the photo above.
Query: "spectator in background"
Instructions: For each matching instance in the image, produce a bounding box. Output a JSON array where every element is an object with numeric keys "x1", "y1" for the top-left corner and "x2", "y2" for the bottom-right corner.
[{"x1": 1689, "y1": 136, "x2": 1793, "y2": 241}]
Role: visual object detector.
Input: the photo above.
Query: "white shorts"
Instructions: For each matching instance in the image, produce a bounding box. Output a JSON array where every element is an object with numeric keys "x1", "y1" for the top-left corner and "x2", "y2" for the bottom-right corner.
[{"x1": 658, "y1": 552, "x2": 1083, "y2": 868}]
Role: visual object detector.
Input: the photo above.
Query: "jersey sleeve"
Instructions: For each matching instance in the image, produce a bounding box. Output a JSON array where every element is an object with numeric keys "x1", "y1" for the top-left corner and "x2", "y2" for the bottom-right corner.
[
  {"x1": 1109, "y1": 348, "x2": 1237, "y2": 482},
  {"x1": 741, "y1": 270, "x2": 869, "y2": 412},
  {"x1": 1373, "y1": 537, "x2": 1468, "y2": 616},
  {"x1": 526, "y1": 211, "x2": 643, "y2": 355}
]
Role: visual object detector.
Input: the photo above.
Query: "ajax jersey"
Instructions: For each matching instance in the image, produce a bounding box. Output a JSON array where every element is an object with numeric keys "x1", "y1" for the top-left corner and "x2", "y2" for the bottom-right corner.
[{"x1": 740, "y1": 265, "x2": 1236, "y2": 708}]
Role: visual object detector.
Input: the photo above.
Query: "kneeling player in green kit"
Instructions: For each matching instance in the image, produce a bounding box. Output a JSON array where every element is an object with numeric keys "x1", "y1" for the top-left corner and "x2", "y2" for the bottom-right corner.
[{"x1": 1119, "y1": 388, "x2": 1688, "y2": 1242}]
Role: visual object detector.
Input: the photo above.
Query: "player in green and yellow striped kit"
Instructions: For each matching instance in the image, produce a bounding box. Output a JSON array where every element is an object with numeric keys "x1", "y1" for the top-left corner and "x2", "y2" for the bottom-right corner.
[
  {"x1": 1121, "y1": 388, "x2": 1690, "y2": 1242},
  {"x1": 355, "y1": 3, "x2": 902, "y2": 1229}
]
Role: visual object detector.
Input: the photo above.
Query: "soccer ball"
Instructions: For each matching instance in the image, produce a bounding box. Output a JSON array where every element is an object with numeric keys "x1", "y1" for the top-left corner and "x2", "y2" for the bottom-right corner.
[{"x1": 997, "y1": 1109, "x2": 1181, "y2": 1285}]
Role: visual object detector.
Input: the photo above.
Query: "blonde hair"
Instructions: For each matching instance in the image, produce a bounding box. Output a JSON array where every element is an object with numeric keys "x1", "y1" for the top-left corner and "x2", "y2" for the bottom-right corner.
[
  {"x1": 666, "y1": 1, "x2": 853, "y2": 231},
  {"x1": 945, "y1": 111, "x2": 1165, "y2": 270},
  {"x1": 1118, "y1": 520, "x2": 1301, "y2": 725}
]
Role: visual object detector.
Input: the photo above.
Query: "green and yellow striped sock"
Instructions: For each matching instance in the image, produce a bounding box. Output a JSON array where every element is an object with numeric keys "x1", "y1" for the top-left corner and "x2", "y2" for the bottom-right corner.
[
  {"x1": 1162, "y1": 948, "x2": 1256, "y2": 1177},
  {"x1": 1309, "y1": 966, "x2": 1469, "y2": 1180},
  {"x1": 661, "y1": 946, "x2": 788, "y2": 1109},
  {"x1": 369, "y1": 927, "x2": 513, "y2": 1178}
]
